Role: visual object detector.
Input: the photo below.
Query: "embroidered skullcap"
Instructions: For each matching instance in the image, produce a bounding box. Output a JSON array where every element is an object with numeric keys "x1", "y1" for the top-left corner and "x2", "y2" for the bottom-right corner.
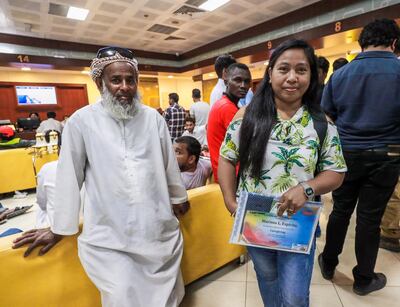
[{"x1": 90, "y1": 51, "x2": 139, "y2": 81}]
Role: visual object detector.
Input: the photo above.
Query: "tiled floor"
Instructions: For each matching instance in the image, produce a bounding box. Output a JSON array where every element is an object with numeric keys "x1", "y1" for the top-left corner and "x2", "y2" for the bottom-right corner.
[
  {"x1": 1, "y1": 192, "x2": 399, "y2": 307},
  {"x1": 180, "y1": 194, "x2": 400, "y2": 307}
]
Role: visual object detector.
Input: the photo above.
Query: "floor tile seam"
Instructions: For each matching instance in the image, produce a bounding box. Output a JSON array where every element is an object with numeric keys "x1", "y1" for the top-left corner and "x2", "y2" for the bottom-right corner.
[
  {"x1": 332, "y1": 283, "x2": 345, "y2": 307},
  {"x1": 200, "y1": 279, "x2": 247, "y2": 283},
  {"x1": 334, "y1": 285, "x2": 400, "y2": 288},
  {"x1": 244, "y1": 275, "x2": 249, "y2": 307},
  {"x1": 332, "y1": 283, "x2": 400, "y2": 287},
  {"x1": 311, "y1": 281, "x2": 334, "y2": 285},
  {"x1": 245, "y1": 258, "x2": 249, "y2": 282}
]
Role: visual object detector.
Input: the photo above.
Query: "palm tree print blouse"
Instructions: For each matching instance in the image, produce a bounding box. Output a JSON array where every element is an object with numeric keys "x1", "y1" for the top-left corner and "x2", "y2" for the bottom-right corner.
[{"x1": 220, "y1": 106, "x2": 347, "y2": 196}]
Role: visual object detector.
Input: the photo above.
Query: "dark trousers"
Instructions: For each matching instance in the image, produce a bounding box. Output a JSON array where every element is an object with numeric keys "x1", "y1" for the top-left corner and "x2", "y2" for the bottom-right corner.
[{"x1": 322, "y1": 151, "x2": 400, "y2": 285}]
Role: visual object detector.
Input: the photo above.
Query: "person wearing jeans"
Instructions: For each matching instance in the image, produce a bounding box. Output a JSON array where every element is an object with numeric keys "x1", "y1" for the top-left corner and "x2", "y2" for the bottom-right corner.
[
  {"x1": 248, "y1": 239, "x2": 316, "y2": 306},
  {"x1": 218, "y1": 39, "x2": 346, "y2": 307}
]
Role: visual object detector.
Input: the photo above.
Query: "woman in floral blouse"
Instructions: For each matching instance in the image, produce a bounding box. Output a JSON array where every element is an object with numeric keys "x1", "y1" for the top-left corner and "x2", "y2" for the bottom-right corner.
[{"x1": 218, "y1": 39, "x2": 347, "y2": 307}]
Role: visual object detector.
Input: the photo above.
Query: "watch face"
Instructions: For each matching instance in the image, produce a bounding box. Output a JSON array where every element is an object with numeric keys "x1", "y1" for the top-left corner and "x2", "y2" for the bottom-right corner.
[{"x1": 305, "y1": 187, "x2": 313, "y2": 196}]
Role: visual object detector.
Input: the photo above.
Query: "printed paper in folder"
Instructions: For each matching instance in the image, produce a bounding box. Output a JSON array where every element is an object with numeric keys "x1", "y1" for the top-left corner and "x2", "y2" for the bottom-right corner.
[{"x1": 230, "y1": 192, "x2": 322, "y2": 254}]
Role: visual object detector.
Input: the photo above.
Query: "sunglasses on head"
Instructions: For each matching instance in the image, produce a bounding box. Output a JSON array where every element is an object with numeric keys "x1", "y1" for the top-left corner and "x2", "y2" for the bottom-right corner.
[{"x1": 96, "y1": 47, "x2": 134, "y2": 59}]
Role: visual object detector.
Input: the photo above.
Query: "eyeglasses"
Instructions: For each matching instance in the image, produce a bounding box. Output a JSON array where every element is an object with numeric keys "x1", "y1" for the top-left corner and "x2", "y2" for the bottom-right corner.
[{"x1": 96, "y1": 47, "x2": 134, "y2": 59}]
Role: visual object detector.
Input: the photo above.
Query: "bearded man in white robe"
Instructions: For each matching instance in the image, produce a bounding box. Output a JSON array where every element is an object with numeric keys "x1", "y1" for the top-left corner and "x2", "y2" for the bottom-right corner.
[{"x1": 13, "y1": 47, "x2": 189, "y2": 307}]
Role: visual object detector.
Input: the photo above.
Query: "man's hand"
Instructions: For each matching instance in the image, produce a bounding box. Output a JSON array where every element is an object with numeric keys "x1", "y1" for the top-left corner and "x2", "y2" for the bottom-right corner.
[
  {"x1": 173, "y1": 201, "x2": 190, "y2": 217},
  {"x1": 12, "y1": 228, "x2": 63, "y2": 257},
  {"x1": 277, "y1": 185, "x2": 307, "y2": 217},
  {"x1": 0, "y1": 209, "x2": 12, "y2": 221}
]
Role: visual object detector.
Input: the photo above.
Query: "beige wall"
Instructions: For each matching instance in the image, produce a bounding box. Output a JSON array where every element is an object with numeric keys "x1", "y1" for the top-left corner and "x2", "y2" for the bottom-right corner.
[{"x1": 158, "y1": 77, "x2": 201, "y2": 110}]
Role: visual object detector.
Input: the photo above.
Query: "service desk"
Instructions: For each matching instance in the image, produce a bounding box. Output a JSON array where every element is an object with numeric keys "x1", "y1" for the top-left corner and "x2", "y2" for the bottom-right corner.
[
  {"x1": 15, "y1": 130, "x2": 37, "y2": 140},
  {"x1": 0, "y1": 148, "x2": 58, "y2": 194},
  {"x1": 0, "y1": 184, "x2": 245, "y2": 307}
]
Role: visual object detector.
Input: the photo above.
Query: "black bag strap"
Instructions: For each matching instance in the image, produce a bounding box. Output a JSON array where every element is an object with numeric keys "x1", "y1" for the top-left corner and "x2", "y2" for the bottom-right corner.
[{"x1": 311, "y1": 111, "x2": 328, "y2": 202}]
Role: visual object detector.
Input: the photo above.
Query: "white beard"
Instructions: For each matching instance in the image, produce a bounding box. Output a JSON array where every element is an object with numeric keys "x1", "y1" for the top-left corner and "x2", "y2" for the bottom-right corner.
[{"x1": 101, "y1": 81, "x2": 140, "y2": 120}]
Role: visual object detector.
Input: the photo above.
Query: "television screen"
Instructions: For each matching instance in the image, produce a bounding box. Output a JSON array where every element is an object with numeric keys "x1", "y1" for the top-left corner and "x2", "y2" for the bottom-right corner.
[{"x1": 16, "y1": 86, "x2": 57, "y2": 105}]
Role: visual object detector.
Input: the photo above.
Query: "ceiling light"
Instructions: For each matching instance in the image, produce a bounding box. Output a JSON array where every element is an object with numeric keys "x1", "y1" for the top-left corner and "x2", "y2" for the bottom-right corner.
[
  {"x1": 167, "y1": 75, "x2": 174, "y2": 79},
  {"x1": 263, "y1": 61, "x2": 269, "y2": 66},
  {"x1": 53, "y1": 55, "x2": 65, "y2": 58},
  {"x1": 67, "y1": 6, "x2": 89, "y2": 21},
  {"x1": 208, "y1": 73, "x2": 214, "y2": 77},
  {"x1": 81, "y1": 70, "x2": 90, "y2": 74},
  {"x1": 199, "y1": 0, "x2": 230, "y2": 11},
  {"x1": 21, "y1": 67, "x2": 31, "y2": 71}
]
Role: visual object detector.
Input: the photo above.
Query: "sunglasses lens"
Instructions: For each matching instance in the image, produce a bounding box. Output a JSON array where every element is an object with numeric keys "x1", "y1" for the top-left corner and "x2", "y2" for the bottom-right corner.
[{"x1": 97, "y1": 47, "x2": 133, "y2": 59}]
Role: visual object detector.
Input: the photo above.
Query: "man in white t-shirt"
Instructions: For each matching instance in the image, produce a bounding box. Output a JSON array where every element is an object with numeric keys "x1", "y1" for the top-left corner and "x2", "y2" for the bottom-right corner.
[
  {"x1": 173, "y1": 136, "x2": 212, "y2": 190},
  {"x1": 35, "y1": 160, "x2": 57, "y2": 228},
  {"x1": 189, "y1": 89, "x2": 210, "y2": 127},
  {"x1": 36, "y1": 111, "x2": 62, "y2": 134},
  {"x1": 182, "y1": 117, "x2": 207, "y2": 146}
]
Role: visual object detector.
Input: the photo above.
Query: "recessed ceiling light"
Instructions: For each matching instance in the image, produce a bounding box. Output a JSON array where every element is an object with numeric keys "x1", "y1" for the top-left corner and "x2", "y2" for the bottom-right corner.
[
  {"x1": 199, "y1": 0, "x2": 230, "y2": 11},
  {"x1": 67, "y1": 6, "x2": 89, "y2": 21},
  {"x1": 167, "y1": 75, "x2": 174, "y2": 78},
  {"x1": 21, "y1": 67, "x2": 31, "y2": 71},
  {"x1": 208, "y1": 73, "x2": 214, "y2": 77}
]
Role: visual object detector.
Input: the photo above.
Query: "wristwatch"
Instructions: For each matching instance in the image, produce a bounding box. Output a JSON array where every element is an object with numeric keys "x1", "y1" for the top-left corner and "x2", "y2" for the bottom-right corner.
[{"x1": 299, "y1": 182, "x2": 315, "y2": 201}]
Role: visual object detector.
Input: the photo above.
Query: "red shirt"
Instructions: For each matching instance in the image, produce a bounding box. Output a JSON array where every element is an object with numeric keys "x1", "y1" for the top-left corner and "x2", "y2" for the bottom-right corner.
[{"x1": 207, "y1": 95, "x2": 239, "y2": 182}]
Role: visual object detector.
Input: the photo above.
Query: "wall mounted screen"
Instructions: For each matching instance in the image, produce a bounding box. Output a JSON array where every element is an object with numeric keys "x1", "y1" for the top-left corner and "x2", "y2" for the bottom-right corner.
[{"x1": 16, "y1": 86, "x2": 57, "y2": 105}]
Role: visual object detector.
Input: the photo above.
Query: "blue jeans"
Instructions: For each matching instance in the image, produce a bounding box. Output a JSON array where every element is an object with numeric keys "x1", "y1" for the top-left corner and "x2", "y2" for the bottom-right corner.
[{"x1": 248, "y1": 238, "x2": 316, "y2": 307}]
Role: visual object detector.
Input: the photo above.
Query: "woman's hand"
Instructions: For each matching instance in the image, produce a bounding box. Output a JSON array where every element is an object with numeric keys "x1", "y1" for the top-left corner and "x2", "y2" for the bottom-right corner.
[
  {"x1": 277, "y1": 184, "x2": 307, "y2": 217},
  {"x1": 226, "y1": 200, "x2": 238, "y2": 217}
]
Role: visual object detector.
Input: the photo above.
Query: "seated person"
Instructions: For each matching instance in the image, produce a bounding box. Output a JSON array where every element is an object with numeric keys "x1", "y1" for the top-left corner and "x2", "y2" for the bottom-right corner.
[
  {"x1": 29, "y1": 112, "x2": 41, "y2": 122},
  {"x1": 35, "y1": 130, "x2": 61, "y2": 228},
  {"x1": 174, "y1": 136, "x2": 212, "y2": 190},
  {"x1": 182, "y1": 117, "x2": 207, "y2": 146},
  {"x1": 0, "y1": 126, "x2": 35, "y2": 149},
  {"x1": 37, "y1": 111, "x2": 62, "y2": 134}
]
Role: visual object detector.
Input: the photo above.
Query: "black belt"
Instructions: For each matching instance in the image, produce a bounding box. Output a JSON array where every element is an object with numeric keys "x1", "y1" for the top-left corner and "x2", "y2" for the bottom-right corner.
[{"x1": 344, "y1": 147, "x2": 400, "y2": 156}]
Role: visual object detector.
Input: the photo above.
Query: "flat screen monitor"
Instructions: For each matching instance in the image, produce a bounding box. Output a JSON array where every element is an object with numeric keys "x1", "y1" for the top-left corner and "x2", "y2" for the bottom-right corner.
[
  {"x1": 16, "y1": 86, "x2": 57, "y2": 105},
  {"x1": 17, "y1": 118, "x2": 40, "y2": 130}
]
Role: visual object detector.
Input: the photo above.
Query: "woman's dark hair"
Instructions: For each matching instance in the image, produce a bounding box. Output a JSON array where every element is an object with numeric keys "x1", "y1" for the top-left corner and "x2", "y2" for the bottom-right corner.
[
  {"x1": 358, "y1": 18, "x2": 400, "y2": 50},
  {"x1": 238, "y1": 39, "x2": 320, "y2": 179}
]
